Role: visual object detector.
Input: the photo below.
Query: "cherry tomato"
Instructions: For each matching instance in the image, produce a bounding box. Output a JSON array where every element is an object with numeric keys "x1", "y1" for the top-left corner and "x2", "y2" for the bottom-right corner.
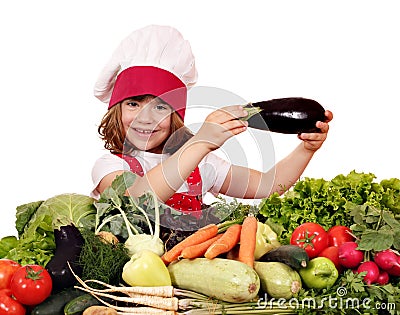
[
  {"x1": 10, "y1": 265, "x2": 52, "y2": 306},
  {"x1": 290, "y1": 222, "x2": 329, "y2": 258},
  {"x1": 0, "y1": 259, "x2": 21, "y2": 290},
  {"x1": 0, "y1": 289, "x2": 26, "y2": 315},
  {"x1": 327, "y1": 225, "x2": 354, "y2": 247}
]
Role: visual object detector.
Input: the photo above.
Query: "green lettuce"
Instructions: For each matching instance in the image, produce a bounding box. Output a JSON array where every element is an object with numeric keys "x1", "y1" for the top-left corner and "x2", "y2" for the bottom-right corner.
[
  {"x1": 380, "y1": 178, "x2": 400, "y2": 213},
  {"x1": 0, "y1": 236, "x2": 18, "y2": 257}
]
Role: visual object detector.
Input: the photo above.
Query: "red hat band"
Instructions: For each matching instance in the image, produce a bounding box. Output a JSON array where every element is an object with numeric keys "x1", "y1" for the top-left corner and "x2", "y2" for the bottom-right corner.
[{"x1": 109, "y1": 66, "x2": 187, "y2": 120}]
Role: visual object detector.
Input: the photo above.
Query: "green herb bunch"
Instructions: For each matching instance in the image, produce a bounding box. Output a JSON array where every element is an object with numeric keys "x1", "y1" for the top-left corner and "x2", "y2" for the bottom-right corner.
[{"x1": 78, "y1": 228, "x2": 130, "y2": 287}]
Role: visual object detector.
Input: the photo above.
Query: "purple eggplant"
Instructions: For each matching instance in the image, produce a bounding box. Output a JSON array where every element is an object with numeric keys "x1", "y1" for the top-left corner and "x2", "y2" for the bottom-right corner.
[
  {"x1": 45, "y1": 224, "x2": 84, "y2": 292},
  {"x1": 243, "y1": 97, "x2": 327, "y2": 134}
]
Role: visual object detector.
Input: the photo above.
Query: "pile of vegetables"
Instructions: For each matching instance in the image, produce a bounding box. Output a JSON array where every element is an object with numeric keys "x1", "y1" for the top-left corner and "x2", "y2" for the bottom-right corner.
[
  {"x1": 255, "y1": 170, "x2": 400, "y2": 314},
  {"x1": 1, "y1": 170, "x2": 400, "y2": 314}
]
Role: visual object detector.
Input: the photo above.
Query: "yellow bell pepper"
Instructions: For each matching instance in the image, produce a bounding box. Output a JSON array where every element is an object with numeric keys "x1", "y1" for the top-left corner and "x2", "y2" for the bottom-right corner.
[
  {"x1": 254, "y1": 222, "x2": 281, "y2": 260},
  {"x1": 122, "y1": 249, "x2": 171, "y2": 287}
]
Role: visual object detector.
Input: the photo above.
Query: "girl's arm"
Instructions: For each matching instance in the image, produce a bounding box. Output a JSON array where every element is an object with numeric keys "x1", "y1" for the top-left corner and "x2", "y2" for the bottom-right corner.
[
  {"x1": 219, "y1": 110, "x2": 333, "y2": 199},
  {"x1": 97, "y1": 105, "x2": 248, "y2": 201},
  {"x1": 131, "y1": 105, "x2": 248, "y2": 200}
]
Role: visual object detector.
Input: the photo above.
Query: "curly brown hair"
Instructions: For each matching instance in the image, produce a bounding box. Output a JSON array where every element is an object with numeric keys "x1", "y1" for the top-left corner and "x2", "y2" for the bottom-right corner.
[{"x1": 98, "y1": 96, "x2": 193, "y2": 155}]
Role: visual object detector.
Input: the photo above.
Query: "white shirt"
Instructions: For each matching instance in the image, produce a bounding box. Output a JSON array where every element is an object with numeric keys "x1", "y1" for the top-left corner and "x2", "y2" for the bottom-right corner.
[{"x1": 90, "y1": 150, "x2": 231, "y2": 199}]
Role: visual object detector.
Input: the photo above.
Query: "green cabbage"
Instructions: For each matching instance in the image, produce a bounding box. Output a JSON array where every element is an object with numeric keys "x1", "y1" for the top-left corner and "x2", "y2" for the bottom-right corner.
[{"x1": 32, "y1": 193, "x2": 96, "y2": 230}]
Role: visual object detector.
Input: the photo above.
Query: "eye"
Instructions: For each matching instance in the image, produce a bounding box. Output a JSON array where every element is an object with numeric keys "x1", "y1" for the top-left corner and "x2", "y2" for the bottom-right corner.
[
  {"x1": 155, "y1": 104, "x2": 169, "y2": 111},
  {"x1": 126, "y1": 101, "x2": 139, "y2": 107}
]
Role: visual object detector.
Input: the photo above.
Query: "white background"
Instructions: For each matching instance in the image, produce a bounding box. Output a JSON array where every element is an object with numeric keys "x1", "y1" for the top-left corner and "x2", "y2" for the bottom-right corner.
[{"x1": 1, "y1": 1, "x2": 399, "y2": 237}]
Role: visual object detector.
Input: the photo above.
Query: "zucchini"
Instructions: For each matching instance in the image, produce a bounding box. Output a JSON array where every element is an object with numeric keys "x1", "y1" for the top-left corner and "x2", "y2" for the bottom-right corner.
[
  {"x1": 168, "y1": 258, "x2": 260, "y2": 303},
  {"x1": 259, "y1": 245, "x2": 309, "y2": 269},
  {"x1": 254, "y1": 261, "x2": 302, "y2": 299},
  {"x1": 30, "y1": 288, "x2": 85, "y2": 315},
  {"x1": 64, "y1": 293, "x2": 102, "y2": 315}
]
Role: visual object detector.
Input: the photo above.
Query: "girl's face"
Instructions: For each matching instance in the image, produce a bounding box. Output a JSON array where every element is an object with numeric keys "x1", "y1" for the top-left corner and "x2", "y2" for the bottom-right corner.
[{"x1": 121, "y1": 95, "x2": 172, "y2": 153}]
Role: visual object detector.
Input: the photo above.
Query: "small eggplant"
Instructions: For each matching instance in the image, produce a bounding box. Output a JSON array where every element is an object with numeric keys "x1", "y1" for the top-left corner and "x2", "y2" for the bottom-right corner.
[
  {"x1": 243, "y1": 97, "x2": 327, "y2": 134},
  {"x1": 45, "y1": 224, "x2": 84, "y2": 292}
]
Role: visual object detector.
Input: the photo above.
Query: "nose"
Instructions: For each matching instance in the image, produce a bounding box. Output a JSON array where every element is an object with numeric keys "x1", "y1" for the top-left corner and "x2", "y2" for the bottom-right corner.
[{"x1": 135, "y1": 104, "x2": 153, "y2": 123}]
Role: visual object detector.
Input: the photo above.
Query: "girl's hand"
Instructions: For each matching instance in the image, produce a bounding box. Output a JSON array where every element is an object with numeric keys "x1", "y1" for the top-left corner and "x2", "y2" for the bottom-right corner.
[
  {"x1": 298, "y1": 110, "x2": 333, "y2": 152},
  {"x1": 194, "y1": 105, "x2": 248, "y2": 151}
]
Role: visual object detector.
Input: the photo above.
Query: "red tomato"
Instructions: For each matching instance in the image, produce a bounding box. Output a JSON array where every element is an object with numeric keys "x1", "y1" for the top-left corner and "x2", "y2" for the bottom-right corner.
[
  {"x1": 0, "y1": 259, "x2": 21, "y2": 290},
  {"x1": 290, "y1": 222, "x2": 329, "y2": 258},
  {"x1": 319, "y1": 246, "x2": 343, "y2": 273},
  {"x1": 10, "y1": 265, "x2": 52, "y2": 306},
  {"x1": 0, "y1": 289, "x2": 26, "y2": 315},
  {"x1": 327, "y1": 225, "x2": 354, "y2": 247}
]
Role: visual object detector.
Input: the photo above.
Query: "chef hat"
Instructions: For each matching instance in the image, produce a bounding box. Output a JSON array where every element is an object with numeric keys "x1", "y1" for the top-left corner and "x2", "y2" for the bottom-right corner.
[{"x1": 94, "y1": 25, "x2": 198, "y2": 120}]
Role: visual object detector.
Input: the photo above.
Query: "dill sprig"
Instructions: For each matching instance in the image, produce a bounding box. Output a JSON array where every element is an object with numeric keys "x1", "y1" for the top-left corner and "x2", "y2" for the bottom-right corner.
[{"x1": 78, "y1": 228, "x2": 130, "y2": 288}]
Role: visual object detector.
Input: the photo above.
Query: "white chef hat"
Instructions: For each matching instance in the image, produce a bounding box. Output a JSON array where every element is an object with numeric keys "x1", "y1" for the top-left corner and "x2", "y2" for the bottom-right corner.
[{"x1": 94, "y1": 25, "x2": 198, "y2": 120}]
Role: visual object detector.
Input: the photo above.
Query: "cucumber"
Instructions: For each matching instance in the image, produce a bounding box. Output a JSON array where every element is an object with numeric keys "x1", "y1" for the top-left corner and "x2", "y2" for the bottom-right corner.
[
  {"x1": 168, "y1": 258, "x2": 260, "y2": 303},
  {"x1": 254, "y1": 261, "x2": 302, "y2": 299},
  {"x1": 30, "y1": 288, "x2": 85, "y2": 315},
  {"x1": 64, "y1": 293, "x2": 102, "y2": 315},
  {"x1": 259, "y1": 245, "x2": 309, "y2": 270}
]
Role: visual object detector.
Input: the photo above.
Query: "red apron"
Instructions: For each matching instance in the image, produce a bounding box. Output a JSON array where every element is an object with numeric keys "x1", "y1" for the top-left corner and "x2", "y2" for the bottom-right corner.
[{"x1": 115, "y1": 154, "x2": 203, "y2": 218}]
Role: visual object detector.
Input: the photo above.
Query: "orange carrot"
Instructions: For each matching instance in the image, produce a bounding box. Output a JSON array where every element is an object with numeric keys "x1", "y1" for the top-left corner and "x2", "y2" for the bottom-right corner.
[
  {"x1": 204, "y1": 224, "x2": 242, "y2": 259},
  {"x1": 238, "y1": 215, "x2": 258, "y2": 268},
  {"x1": 179, "y1": 234, "x2": 223, "y2": 259},
  {"x1": 161, "y1": 224, "x2": 218, "y2": 265}
]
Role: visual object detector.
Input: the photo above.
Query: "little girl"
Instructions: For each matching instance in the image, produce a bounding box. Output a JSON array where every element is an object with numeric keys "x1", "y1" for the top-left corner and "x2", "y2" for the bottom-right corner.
[{"x1": 91, "y1": 25, "x2": 333, "y2": 218}]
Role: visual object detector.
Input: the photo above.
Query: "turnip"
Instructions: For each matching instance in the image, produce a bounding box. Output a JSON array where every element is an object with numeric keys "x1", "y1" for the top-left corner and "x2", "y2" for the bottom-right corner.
[
  {"x1": 121, "y1": 191, "x2": 165, "y2": 257},
  {"x1": 376, "y1": 270, "x2": 390, "y2": 285},
  {"x1": 373, "y1": 249, "x2": 400, "y2": 270},
  {"x1": 356, "y1": 261, "x2": 380, "y2": 285},
  {"x1": 338, "y1": 241, "x2": 364, "y2": 269}
]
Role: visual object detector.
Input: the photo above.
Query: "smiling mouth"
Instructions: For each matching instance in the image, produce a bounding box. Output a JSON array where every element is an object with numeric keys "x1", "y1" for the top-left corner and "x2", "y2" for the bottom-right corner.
[{"x1": 132, "y1": 128, "x2": 158, "y2": 136}]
